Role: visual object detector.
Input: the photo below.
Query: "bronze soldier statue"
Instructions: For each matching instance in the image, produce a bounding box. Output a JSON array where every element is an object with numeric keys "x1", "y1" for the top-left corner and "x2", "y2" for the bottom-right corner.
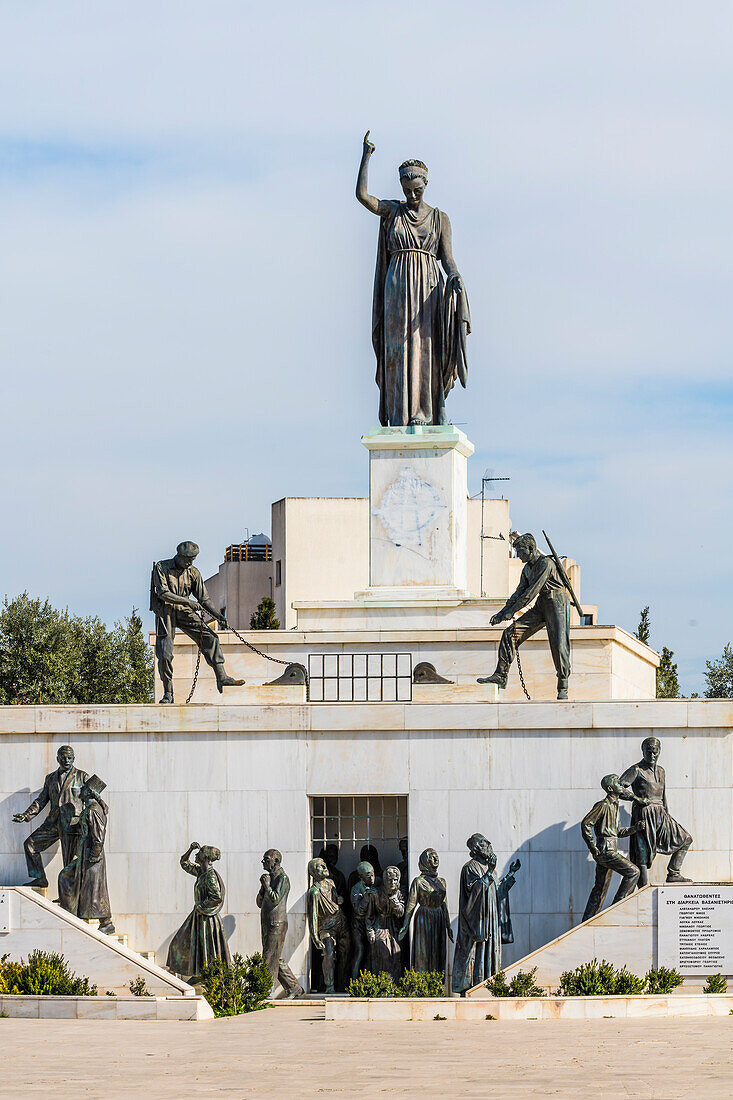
[
  {"x1": 478, "y1": 532, "x2": 572, "y2": 700},
  {"x1": 150, "y1": 541, "x2": 245, "y2": 703}
]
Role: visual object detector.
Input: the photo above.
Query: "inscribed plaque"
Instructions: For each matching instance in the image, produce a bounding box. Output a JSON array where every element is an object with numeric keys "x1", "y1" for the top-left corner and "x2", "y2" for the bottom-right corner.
[{"x1": 658, "y1": 886, "x2": 733, "y2": 974}]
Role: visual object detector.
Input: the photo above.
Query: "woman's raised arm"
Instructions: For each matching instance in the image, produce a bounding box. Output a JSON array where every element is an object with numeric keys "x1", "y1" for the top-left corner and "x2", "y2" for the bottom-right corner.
[{"x1": 356, "y1": 130, "x2": 380, "y2": 215}]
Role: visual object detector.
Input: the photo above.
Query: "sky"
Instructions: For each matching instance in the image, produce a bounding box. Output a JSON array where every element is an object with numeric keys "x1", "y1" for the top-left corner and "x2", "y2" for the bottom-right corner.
[{"x1": 1, "y1": 1, "x2": 731, "y2": 694}]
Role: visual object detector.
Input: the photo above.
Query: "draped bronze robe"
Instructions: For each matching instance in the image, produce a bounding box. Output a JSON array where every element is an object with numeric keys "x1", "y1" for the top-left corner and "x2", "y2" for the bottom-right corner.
[
  {"x1": 451, "y1": 860, "x2": 515, "y2": 993},
  {"x1": 372, "y1": 201, "x2": 469, "y2": 426},
  {"x1": 166, "y1": 864, "x2": 230, "y2": 980},
  {"x1": 57, "y1": 797, "x2": 112, "y2": 922}
]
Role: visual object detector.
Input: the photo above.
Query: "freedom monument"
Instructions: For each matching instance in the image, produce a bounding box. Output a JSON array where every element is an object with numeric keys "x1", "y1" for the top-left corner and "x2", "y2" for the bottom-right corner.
[{"x1": 1, "y1": 134, "x2": 731, "y2": 1012}]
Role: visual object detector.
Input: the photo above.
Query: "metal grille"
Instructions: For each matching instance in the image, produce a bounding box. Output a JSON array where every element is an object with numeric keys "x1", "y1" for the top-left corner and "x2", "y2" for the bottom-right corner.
[
  {"x1": 307, "y1": 653, "x2": 412, "y2": 702},
  {"x1": 311, "y1": 796, "x2": 408, "y2": 847}
]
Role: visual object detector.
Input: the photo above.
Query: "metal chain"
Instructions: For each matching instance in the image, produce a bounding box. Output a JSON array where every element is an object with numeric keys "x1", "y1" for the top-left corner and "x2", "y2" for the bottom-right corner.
[
  {"x1": 185, "y1": 613, "x2": 205, "y2": 704},
  {"x1": 512, "y1": 621, "x2": 531, "y2": 701},
  {"x1": 185, "y1": 611, "x2": 310, "y2": 702}
]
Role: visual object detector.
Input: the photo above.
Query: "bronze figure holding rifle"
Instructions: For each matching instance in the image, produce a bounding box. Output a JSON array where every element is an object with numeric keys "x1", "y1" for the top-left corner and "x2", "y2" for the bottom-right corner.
[{"x1": 478, "y1": 532, "x2": 575, "y2": 700}]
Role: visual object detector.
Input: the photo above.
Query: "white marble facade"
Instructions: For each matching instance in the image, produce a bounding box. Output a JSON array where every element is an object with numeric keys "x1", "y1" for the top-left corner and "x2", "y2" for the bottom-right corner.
[
  {"x1": 363, "y1": 425, "x2": 473, "y2": 596},
  {"x1": 155, "y1": 624, "x2": 658, "y2": 704},
  {"x1": 1, "y1": 701, "x2": 731, "y2": 993}
]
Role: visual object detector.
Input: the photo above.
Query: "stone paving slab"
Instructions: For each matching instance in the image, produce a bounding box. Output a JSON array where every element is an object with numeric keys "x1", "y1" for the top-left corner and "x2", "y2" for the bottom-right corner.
[{"x1": 0, "y1": 1008, "x2": 731, "y2": 1098}]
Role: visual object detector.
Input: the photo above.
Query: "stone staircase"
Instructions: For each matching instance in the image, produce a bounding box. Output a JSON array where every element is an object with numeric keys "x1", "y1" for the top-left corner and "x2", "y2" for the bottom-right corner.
[{"x1": 1, "y1": 886, "x2": 189, "y2": 996}]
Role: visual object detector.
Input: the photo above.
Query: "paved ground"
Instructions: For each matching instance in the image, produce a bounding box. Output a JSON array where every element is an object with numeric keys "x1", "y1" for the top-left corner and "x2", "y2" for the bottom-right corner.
[{"x1": 1, "y1": 1006, "x2": 731, "y2": 1098}]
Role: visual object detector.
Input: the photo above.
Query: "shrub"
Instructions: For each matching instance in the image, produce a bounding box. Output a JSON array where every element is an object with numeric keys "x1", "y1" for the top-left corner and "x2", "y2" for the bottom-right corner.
[
  {"x1": 486, "y1": 970, "x2": 510, "y2": 997},
  {"x1": 612, "y1": 967, "x2": 646, "y2": 996},
  {"x1": 348, "y1": 969, "x2": 446, "y2": 998},
  {"x1": 348, "y1": 970, "x2": 396, "y2": 998},
  {"x1": 200, "y1": 952, "x2": 271, "y2": 1017},
  {"x1": 129, "y1": 976, "x2": 153, "y2": 997},
  {"x1": 557, "y1": 959, "x2": 612, "y2": 997},
  {"x1": 556, "y1": 959, "x2": 684, "y2": 997},
  {"x1": 397, "y1": 969, "x2": 446, "y2": 997},
  {"x1": 486, "y1": 968, "x2": 545, "y2": 997},
  {"x1": 703, "y1": 974, "x2": 727, "y2": 994},
  {"x1": 644, "y1": 966, "x2": 684, "y2": 995},
  {"x1": 508, "y1": 968, "x2": 545, "y2": 997},
  {"x1": 0, "y1": 950, "x2": 97, "y2": 996}
]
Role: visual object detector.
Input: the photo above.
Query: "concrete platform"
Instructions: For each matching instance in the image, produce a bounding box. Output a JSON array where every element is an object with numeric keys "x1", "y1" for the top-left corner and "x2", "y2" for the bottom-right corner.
[
  {"x1": 0, "y1": 993, "x2": 213, "y2": 1020},
  {"x1": 325, "y1": 993, "x2": 733, "y2": 1021}
]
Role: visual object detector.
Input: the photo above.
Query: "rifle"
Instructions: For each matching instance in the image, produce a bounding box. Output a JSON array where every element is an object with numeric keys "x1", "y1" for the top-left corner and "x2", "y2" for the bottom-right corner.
[{"x1": 542, "y1": 530, "x2": 584, "y2": 620}]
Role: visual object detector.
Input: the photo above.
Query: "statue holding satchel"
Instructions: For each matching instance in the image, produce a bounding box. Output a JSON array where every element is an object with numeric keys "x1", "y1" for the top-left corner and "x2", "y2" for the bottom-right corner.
[{"x1": 57, "y1": 775, "x2": 115, "y2": 934}]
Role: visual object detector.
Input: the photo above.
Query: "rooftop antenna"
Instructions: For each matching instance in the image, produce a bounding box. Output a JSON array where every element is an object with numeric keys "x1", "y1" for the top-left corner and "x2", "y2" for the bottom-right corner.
[{"x1": 480, "y1": 469, "x2": 510, "y2": 597}]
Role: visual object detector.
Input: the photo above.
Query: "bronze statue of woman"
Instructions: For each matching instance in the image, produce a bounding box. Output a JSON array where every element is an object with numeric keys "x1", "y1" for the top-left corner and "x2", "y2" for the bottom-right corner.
[
  {"x1": 167, "y1": 841, "x2": 231, "y2": 981},
  {"x1": 356, "y1": 131, "x2": 470, "y2": 427},
  {"x1": 398, "y1": 848, "x2": 453, "y2": 974}
]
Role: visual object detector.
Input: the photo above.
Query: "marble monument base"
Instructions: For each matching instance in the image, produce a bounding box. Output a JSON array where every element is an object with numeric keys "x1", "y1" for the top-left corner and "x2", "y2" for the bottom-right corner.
[{"x1": 363, "y1": 425, "x2": 474, "y2": 593}]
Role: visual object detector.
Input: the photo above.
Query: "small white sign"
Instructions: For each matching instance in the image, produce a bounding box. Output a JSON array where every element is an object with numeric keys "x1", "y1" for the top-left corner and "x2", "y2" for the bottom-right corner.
[
  {"x1": 0, "y1": 891, "x2": 9, "y2": 933},
  {"x1": 658, "y1": 886, "x2": 733, "y2": 974}
]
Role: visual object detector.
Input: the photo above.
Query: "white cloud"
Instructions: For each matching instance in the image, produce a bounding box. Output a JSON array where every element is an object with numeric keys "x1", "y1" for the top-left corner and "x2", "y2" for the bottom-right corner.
[{"x1": 0, "y1": 1, "x2": 731, "y2": 693}]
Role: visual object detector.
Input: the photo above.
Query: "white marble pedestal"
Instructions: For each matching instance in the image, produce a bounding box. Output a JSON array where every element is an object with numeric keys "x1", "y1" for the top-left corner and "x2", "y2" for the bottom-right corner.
[{"x1": 360, "y1": 425, "x2": 474, "y2": 601}]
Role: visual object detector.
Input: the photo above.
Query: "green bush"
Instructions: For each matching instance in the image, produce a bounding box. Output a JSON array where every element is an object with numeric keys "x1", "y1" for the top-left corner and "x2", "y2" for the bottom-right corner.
[
  {"x1": 348, "y1": 969, "x2": 446, "y2": 998},
  {"x1": 0, "y1": 950, "x2": 97, "y2": 996},
  {"x1": 486, "y1": 970, "x2": 511, "y2": 997},
  {"x1": 612, "y1": 966, "x2": 646, "y2": 995},
  {"x1": 199, "y1": 952, "x2": 271, "y2": 1017},
  {"x1": 556, "y1": 959, "x2": 683, "y2": 997},
  {"x1": 644, "y1": 966, "x2": 684, "y2": 995},
  {"x1": 486, "y1": 968, "x2": 545, "y2": 997},
  {"x1": 557, "y1": 959, "x2": 612, "y2": 997},
  {"x1": 396, "y1": 969, "x2": 446, "y2": 997},
  {"x1": 348, "y1": 970, "x2": 397, "y2": 997},
  {"x1": 703, "y1": 974, "x2": 727, "y2": 994},
  {"x1": 128, "y1": 976, "x2": 153, "y2": 997}
]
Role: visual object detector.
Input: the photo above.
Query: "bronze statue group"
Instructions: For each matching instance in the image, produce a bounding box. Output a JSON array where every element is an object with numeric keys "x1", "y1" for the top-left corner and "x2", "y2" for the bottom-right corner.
[
  {"x1": 12, "y1": 736, "x2": 692, "y2": 996},
  {"x1": 306, "y1": 835, "x2": 519, "y2": 996}
]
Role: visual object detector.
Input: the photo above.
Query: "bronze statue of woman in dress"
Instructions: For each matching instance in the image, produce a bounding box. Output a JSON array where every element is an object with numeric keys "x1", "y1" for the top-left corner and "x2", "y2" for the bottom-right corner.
[
  {"x1": 356, "y1": 131, "x2": 470, "y2": 427},
  {"x1": 398, "y1": 848, "x2": 453, "y2": 974},
  {"x1": 167, "y1": 842, "x2": 230, "y2": 981}
]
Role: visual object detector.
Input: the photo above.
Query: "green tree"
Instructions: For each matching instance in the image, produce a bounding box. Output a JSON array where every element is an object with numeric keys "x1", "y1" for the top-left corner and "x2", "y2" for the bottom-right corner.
[
  {"x1": 635, "y1": 606, "x2": 651, "y2": 645},
  {"x1": 656, "y1": 646, "x2": 681, "y2": 699},
  {"x1": 117, "y1": 608, "x2": 155, "y2": 702},
  {"x1": 633, "y1": 606, "x2": 680, "y2": 698},
  {"x1": 250, "y1": 596, "x2": 280, "y2": 630},
  {"x1": 0, "y1": 593, "x2": 153, "y2": 704},
  {"x1": 703, "y1": 642, "x2": 733, "y2": 698},
  {"x1": 0, "y1": 594, "x2": 72, "y2": 703}
]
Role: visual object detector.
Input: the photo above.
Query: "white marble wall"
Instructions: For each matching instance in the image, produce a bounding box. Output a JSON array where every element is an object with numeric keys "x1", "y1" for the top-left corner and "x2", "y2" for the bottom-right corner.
[
  {"x1": 156, "y1": 624, "x2": 658, "y2": 704},
  {"x1": 1, "y1": 701, "x2": 730, "y2": 990},
  {"x1": 364, "y1": 426, "x2": 472, "y2": 591}
]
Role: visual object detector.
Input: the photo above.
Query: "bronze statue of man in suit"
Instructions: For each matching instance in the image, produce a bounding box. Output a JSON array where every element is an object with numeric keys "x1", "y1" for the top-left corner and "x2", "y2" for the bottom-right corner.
[{"x1": 12, "y1": 745, "x2": 88, "y2": 888}]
